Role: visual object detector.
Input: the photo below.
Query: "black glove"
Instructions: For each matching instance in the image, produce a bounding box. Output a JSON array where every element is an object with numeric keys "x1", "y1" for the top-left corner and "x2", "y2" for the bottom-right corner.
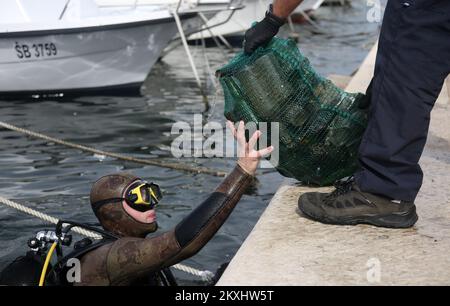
[{"x1": 243, "y1": 5, "x2": 286, "y2": 54}]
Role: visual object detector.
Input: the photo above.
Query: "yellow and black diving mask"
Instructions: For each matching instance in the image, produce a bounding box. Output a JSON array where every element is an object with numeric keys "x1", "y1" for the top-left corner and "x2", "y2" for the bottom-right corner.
[{"x1": 125, "y1": 181, "x2": 163, "y2": 212}]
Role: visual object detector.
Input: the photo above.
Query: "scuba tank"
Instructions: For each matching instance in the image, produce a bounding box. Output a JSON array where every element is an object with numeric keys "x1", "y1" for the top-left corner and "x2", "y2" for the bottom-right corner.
[{"x1": 0, "y1": 220, "x2": 177, "y2": 286}]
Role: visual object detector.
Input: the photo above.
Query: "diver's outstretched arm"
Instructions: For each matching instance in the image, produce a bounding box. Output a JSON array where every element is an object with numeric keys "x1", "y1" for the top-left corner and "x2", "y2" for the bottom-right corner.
[{"x1": 165, "y1": 163, "x2": 254, "y2": 266}]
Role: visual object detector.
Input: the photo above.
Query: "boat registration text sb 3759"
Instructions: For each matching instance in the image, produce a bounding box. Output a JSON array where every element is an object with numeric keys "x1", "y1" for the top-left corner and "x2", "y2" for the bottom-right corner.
[{"x1": 14, "y1": 42, "x2": 58, "y2": 59}]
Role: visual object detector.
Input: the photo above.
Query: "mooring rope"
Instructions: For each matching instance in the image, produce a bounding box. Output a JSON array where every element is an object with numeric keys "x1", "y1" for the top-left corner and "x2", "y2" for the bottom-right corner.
[
  {"x1": 0, "y1": 195, "x2": 100, "y2": 239},
  {"x1": 0, "y1": 195, "x2": 214, "y2": 282},
  {"x1": 0, "y1": 121, "x2": 227, "y2": 177},
  {"x1": 172, "y1": 264, "x2": 214, "y2": 282}
]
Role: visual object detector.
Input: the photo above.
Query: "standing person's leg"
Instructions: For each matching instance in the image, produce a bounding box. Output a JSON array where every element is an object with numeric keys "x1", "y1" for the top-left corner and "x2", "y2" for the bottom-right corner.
[
  {"x1": 355, "y1": 0, "x2": 450, "y2": 202},
  {"x1": 298, "y1": 0, "x2": 450, "y2": 228}
]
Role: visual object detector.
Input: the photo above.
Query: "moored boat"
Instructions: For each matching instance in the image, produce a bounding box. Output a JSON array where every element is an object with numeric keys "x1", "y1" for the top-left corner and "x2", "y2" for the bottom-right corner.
[{"x1": 0, "y1": 0, "x2": 198, "y2": 95}]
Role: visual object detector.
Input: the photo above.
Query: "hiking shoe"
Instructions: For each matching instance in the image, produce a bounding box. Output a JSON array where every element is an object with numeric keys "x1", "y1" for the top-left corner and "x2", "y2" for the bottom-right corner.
[{"x1": 298, "y1": 178, "x2": 418, "y2": 228}]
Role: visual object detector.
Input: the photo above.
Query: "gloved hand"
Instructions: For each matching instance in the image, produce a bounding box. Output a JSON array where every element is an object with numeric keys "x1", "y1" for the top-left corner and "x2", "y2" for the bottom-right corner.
[{"x1": 243, "y1": 7, "x2": 286, "y2": 54}]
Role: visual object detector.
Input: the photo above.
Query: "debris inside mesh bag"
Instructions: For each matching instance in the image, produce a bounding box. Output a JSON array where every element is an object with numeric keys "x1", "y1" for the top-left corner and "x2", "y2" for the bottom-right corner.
[{"x1": 217, "y1": 37, "x2": 370, "y2": 186}]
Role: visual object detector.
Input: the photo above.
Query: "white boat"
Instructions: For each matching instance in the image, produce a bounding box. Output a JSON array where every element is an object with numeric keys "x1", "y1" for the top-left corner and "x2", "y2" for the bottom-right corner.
[
  {"x1": 189, "y1": 0, "x2": 324, "y2": 40},
  {"x1": 95, "y1": 0, "x2": 243, "y2": 40},
  {"x1": 95, "y1": 0, "x2": 241, "y2": 42},
  {"x1": 294, "y1": 0, "x2": 325, "y2": 13},
  {"x1": 0, "y1": 0, "x2": 200, "y2": 95}
]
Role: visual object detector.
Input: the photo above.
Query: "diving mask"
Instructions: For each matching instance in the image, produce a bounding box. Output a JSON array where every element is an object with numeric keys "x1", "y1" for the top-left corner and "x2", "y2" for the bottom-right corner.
[{"x1": 125, "y1": 181, "x2": 162, "y2": 212}]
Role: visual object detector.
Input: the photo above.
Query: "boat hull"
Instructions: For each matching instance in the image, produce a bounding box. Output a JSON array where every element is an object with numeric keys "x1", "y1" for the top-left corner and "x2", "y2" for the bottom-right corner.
[{"x1": 0, "y1": 19, "x2": 179, "y2": 94}]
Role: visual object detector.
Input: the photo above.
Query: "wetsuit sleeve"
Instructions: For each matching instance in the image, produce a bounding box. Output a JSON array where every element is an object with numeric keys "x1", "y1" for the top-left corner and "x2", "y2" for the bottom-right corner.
[
  {"x1": 104, "y1": 165, "x2": 254, "y2": 285},
  {"x1": 167, "y1": 164, "x2": 254, "y2": 265}
]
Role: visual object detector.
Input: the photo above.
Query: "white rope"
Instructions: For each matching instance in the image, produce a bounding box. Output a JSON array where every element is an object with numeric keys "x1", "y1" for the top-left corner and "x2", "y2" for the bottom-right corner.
[
  {"x1": 172, "y1": 8, "x2": 204, "y2": 96},
  {"x1": 0, "y1": 196, "x2": 99, "y2": 238},
  {"x1": 0, "y1": 196, "x2": 214, "y2": 281},
  {"x1": 0, "y1": 121, "x2": 226, "y2": 177},
  {"x1": 172, "y1": 263, "x2": 214, "y2": 282}
]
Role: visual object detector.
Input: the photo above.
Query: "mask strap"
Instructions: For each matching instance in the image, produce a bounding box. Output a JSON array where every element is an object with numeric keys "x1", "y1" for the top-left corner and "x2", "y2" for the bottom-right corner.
[{"x1": 91, "y1": 198, "x2": 124, "y2": 212}]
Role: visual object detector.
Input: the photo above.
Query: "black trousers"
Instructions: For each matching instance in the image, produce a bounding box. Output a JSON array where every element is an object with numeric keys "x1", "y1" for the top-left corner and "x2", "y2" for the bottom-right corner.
[{"x1": 354, "y1": 0, "x2": 450, "y2": 202}]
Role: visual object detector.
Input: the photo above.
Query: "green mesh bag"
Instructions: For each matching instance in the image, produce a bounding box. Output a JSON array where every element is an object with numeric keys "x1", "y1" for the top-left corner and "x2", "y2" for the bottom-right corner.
[{"x1": 217, "y1": 37, "x2": 369, "y2": 186}]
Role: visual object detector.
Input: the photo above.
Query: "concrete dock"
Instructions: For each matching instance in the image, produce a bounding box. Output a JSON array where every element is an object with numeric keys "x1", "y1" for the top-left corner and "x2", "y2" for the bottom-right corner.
[{"x1": 217, "y1": 43, "x2": 450, "y2": 286}]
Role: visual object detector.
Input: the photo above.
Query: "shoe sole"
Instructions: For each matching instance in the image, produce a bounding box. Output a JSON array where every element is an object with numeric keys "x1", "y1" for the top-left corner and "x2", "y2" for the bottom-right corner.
[{"x1": 299, "y1": 205, "x2": 418, "y2": 229}]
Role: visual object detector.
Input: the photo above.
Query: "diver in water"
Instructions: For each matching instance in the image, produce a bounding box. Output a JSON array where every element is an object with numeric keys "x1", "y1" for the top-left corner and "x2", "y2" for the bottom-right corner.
[{"x1": 0, "y1": 121, "x2": 273, "y2": 286}]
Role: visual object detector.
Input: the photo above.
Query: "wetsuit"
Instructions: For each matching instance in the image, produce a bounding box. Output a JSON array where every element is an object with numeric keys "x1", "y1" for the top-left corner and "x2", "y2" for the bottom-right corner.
[{"x1": 77, "y1": 165, "x2": 253, "y2": 285}]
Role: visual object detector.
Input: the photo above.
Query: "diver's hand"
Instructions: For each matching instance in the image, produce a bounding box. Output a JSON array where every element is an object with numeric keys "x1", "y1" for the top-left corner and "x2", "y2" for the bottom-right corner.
[
  {"x1": 227, "y1": 120, "x2": 274, "y2": 176},
  {"x1": 243, "y1": 8, "x2": 285, "y2": 54}
]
